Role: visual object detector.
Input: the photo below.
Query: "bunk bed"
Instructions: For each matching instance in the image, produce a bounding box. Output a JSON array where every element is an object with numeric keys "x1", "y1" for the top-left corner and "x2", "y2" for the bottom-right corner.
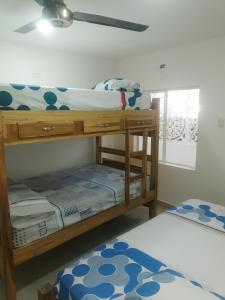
[{"x1": 0, "y1": 84, "x2": 159, "y2": 300}]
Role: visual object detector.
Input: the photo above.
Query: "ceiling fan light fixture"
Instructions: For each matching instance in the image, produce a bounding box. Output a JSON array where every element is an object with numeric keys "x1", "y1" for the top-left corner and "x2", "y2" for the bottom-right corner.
[
  {"x1": 14, "y1": 0, "x2": 149, "y2": 34},
  {"x1": 62, "y1": 8, "x2": 69, "y2": 18},
  {"x1": 36, "y1": 19, "x2": 53, "y2": 34}
]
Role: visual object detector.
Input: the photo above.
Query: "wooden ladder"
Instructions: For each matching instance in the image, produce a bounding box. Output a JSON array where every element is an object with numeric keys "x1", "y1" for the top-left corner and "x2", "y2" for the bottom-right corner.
[
  {"x1": 96, "y1": 122, "x2": 158, "y2": 218},
  {"x1": 125, "y1": 128, "x2": 148, "y2": 206}
]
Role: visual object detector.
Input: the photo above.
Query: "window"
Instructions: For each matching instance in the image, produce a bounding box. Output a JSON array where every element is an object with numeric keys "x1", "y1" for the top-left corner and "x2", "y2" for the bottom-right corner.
[{"x1": 139, "y1": 88, "x2": 200, "y2": 169}]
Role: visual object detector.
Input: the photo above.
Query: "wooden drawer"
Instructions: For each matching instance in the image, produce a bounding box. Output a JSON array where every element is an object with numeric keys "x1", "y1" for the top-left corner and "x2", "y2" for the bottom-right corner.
[
  {"x1": 17, "y1": 121, "x2": 83, "y2": 139},
  {"x1": 126, "y1": 118, "x2": 154, "y2": 129},
  {"x1": 84, "y1": 119, "x2": 123, "y2": 133}
]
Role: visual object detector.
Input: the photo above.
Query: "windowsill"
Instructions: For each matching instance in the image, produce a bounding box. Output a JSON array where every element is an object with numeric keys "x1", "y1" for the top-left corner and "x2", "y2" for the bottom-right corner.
[{"x1": 159, "y1": 160, "x2": 196, "y2": 171}]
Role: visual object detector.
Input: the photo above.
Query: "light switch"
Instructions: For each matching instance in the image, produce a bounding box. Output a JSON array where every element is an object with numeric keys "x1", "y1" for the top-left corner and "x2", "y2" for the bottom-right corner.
[
  {"x1": 32, "y1": 72, "x2": 41, "y2": 79},
  {"x1": 217, "y1": 118, "x2": 225, "y2": 128}
]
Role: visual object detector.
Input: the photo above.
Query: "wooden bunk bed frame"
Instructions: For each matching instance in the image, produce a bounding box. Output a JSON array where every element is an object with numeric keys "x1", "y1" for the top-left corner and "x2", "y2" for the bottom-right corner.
[{"x1": 0, "y1": 99, "x2": 159, "y2": 300}]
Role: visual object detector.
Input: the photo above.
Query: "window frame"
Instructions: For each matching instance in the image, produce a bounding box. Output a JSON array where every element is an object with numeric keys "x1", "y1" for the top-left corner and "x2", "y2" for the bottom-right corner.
[{"x1": 142, "y1": 86, "x2": 200, "y2": 170}]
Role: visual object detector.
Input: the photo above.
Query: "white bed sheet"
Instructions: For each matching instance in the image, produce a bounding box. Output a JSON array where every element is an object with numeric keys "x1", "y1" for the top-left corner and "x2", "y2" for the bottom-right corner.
[{"x1": 120, "y1": 212, "x2": 225, "y2": 296}]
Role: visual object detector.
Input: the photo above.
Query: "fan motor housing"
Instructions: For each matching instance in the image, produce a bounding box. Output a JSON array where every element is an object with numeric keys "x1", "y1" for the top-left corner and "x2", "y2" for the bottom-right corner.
[{"x1": 42, "y1": 4, "x2": 73, "y2": 28}]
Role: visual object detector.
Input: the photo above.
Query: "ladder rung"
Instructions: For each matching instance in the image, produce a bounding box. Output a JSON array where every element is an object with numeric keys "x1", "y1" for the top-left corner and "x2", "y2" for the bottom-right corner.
[
  {"x1": 130, "y1": 174, "x2": 143, "y2": 182},
  {"x1": 99, "y1": 147, "x2": 151, "y2": 161},
  {"x1": 130, "y1": 151, "x2": 144, "y2": 158},
  {"x1": 132, "y1": 153, "x2": 152, "y2": 162},
  {"x1": 99, "y1": 147, "x2": 125, "y2": 156}
]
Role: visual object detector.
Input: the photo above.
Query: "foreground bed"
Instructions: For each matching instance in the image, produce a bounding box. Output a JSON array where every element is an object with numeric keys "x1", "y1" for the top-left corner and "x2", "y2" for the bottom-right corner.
[{"x1": 38, "y1": 199, "x2": 225, "y2": 300}]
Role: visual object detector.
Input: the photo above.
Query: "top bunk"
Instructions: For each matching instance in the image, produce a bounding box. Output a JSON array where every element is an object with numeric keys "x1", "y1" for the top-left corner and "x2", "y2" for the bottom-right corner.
[
  {"x1": 0, "y1": 83, "x2": 159, "y2": 146},
  {"x1": 0, "y1": 83, "x2": 151, "y2": 111}
]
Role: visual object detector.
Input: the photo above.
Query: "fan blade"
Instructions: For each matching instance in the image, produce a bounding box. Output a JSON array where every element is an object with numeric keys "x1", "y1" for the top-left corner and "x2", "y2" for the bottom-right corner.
[
  {"x1": 73, "y1": 12, "x2": 148, "y2": 32},
  {"x1": 14, "y1": 19, "x2": 40, "y2": 34},
  {"x1": 35, "y1": 0, "x2": 64, "y2": 6},
  {"x1": 34, "y1": 0, "x2": 57, "y2": 6},
  {"x1": 35, "y1": 0, "x2": 46, "y2": 6}
]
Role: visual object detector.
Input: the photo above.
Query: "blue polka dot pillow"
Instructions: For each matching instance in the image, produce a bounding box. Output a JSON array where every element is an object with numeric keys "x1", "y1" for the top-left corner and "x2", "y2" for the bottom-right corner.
[
  {"x1": 94, "y1": 78, "x2": 141, "y2": 92},
  {"x1": 168, "y1": 199, "x2": 225, "y2": 233}
]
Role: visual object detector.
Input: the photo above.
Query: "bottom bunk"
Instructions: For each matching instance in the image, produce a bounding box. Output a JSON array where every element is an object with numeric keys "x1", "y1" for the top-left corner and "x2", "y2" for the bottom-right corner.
[{"x1": 9, "y1": 164, "x2": 151, "y2": 249}]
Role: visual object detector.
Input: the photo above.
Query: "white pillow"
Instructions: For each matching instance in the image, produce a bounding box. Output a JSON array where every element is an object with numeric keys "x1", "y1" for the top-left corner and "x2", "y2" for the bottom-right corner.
[{"x1": 94, "y1": 78, "x2": 140, "y2": 92}]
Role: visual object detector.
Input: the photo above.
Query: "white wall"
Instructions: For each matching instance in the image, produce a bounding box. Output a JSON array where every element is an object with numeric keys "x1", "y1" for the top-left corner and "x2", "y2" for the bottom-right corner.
[
  {"x1": 0, "y1": 39, "x2": 115, "y2": 88},
  {"x1": 116, "y1": 37, "x2": 225, "y2": 206},
  {"x1": 0, "y1": 39, "x2": 115, "y2": 179}
]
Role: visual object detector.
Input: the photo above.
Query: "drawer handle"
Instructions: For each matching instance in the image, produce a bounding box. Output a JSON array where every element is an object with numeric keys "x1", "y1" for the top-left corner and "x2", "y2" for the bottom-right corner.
[
  {"x1": 97, "y1": 123, "x2": 109, "y2": 128},
  {"x1": 136, "y1": 121, "x2": 145, "y2": 125},
  {"x1": 42, "y1": 126, "x2": 56, "y2": 132}
]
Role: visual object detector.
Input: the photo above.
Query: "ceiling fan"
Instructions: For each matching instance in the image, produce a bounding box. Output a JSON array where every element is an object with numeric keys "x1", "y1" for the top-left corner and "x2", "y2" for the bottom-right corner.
[{"x1": 15, "y1": 0, "x2": 149, "y2": 33}]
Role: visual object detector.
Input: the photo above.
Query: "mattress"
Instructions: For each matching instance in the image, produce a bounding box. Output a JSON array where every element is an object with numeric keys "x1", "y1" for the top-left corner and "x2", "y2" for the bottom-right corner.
[
  {"x1": 55, "y1": 199, "x2": 225, "y2": 300},
  {"x1": 9, "y1": 164, "x2": 147, "y2": 248},
  {"x1": 0, "y1": 84, "x2": 151, "y2": 111}
]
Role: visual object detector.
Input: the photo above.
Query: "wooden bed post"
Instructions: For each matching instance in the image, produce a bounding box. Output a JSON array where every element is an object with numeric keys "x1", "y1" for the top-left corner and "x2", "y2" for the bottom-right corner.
[
  {"x1": 125, "y1": 129, "x2": 131, "y2": 205},
  {"x1": 96, "y1": 136, "x2": 102, "y2": 164},
  {"x1": 38, "y1": 283, "x2": 56, "y2": 300},
  {"x1": 0, "y1": 121, "x2": 17, "y2": 300},
  {"x1": 142, "y1": 129, "x2": 148, "y2": 198},
  {"x1": 149, "y1": 98, "x2": 160, "y2": 218}
]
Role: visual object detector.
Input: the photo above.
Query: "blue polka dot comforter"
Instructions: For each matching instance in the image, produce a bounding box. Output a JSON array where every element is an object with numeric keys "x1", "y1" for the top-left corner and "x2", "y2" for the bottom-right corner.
[
  {"x1": 0, "y1": 84, "x2": 150, "y2": 111},
  {"x1": 168, "y1": 199, "x2": 225, "y2": 233},
  {"x1": 55, "y1": 239, "x2": 224, "y2": 300}
]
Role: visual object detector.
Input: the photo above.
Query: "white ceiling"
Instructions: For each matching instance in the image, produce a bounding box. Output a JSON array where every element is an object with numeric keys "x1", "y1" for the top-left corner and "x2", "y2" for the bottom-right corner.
[{"x1": 1, "y1": 0, "x2": 225, "y2": 59}]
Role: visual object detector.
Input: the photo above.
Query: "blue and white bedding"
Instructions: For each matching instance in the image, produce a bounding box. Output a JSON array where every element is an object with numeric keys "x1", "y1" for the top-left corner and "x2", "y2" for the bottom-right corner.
[
  {"x1": 10, "y1": 164, "x2": 145, "y2": 248},
  {"x1": 9, "y1": 181, "x2": 59, "y2": 248},
  {"x1": 0, "y1": 84, "x2": 150, "y2": 111},
  {"x1": 55, "y1": 239, "x2": 224, "y2": 300},
  {"x1": 54, "y1": 200, "x2": 225, "y2": 300}
]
